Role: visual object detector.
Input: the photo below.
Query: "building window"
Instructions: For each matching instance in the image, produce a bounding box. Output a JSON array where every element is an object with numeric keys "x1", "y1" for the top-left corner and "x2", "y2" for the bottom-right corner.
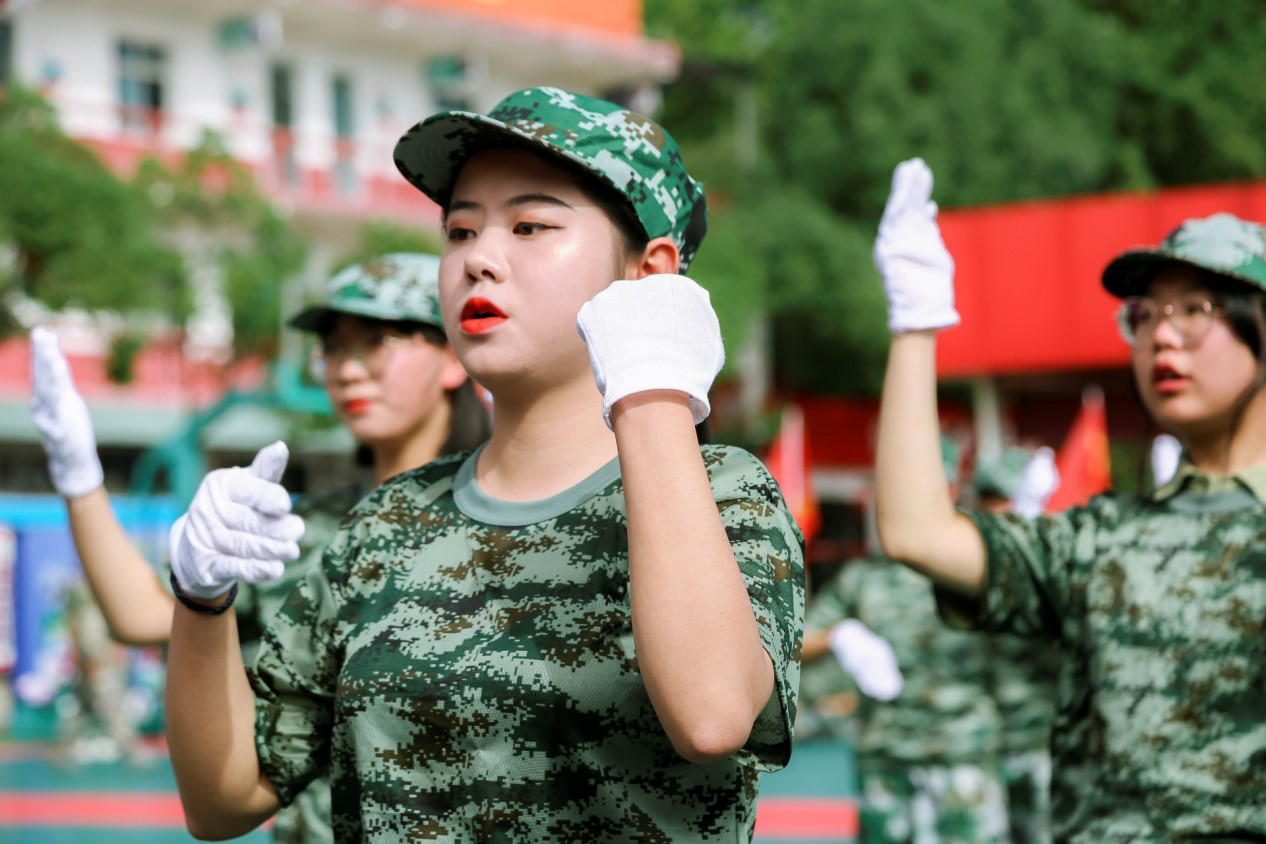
[
  {"x1": 426, "y1": 55, "x2": 471, "y2": 111},
  {"x1": 270, "y1": 63, "x2": 297, "y2": 186},
  {"x1": 118, "y1": 41, "x2": 165, "y2": 135},
  {"x1": 0, "y1": 19, "x2": 12, "y2": 87},
  {"x1": 331, "y1": 74, "x2": 355, "y2": 195}
]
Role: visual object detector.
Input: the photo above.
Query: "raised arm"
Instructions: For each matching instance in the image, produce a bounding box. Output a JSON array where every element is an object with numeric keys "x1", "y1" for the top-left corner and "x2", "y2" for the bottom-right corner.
[
  {"x1": 579, "y1": 275, "x2": 777, "y2": 763},
  {"x1": 30, "y1": 328, "x2": 174, "y2": 645},
  {"x1": 165, "y1": 442, "x2": 303, "y2": 838},
  {"x1": 871, "y1": 160, "x2": 987, "y2": 595}
]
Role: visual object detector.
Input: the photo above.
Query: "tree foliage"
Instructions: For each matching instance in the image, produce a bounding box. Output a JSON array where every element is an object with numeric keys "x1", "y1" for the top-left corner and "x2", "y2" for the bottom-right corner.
[
  {"x1": 0, "y1": 86, "x2": 186, "y2": 339},
  {"x1": 646, "y1": 0, "x2": 1266, "y2": 395}
]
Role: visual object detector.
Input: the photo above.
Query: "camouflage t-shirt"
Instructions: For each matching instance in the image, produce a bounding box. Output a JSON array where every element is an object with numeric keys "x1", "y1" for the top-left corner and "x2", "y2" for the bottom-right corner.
[
  {"x1": 986, "y1": 633, "x2": 1059, "y2": 757},
  {"x1": 250, "y1": 444, "x2": 805, "y2": 843},
  {"x1": 806, "y1": 557, "x2": 1001, "y2": 767},
  {"x1": 938, "y1": 463, "x2": 1266, "y2": 842}
]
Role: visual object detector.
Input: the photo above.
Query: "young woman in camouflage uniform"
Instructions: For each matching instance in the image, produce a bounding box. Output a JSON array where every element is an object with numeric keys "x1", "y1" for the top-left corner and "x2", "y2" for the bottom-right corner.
[
  {"x1": 28, "y1": 252, "x2": 488, "y2": 842},
  {"x1": 162, "y1": 87, "x2": 805, "y2": 842},
  {"x1": 871, "y1": 158, "x2": 1266, "y2": 841}
]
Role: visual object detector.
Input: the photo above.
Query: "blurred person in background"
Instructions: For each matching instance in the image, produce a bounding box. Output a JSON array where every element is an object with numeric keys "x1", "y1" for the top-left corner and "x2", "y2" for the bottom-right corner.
[
  {"x1": 163, "y1": 87, "x2": 804, "y2": 842},
  {"x1": 973, "y1": 447, "x2": 1061, "y2": 844},
  {"x1": 28, "y1": 253, "x2": 489, "y2": 843},
  {"x1": 800, "y1": 437, "x2": 1009, "y2": 844},
  {"x1": 872, "y1": 156, "x2": 1266, "y2": 841}
]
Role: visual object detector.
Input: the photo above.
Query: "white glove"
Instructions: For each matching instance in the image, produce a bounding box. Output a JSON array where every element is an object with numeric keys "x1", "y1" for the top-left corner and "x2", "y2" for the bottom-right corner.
[
  {"x1": 576, "y1": 274, "x2": 725, "y2": 428},
  {"x1": 169, "y1": 442, "x2": 304, "y2": 599},
  {"x1": 828, "y1": 619, "x2": 903, "y2": 701},
  {"x1": 1013, "y1": 446, "x2": 1059, "y2": 518},
  {"x1": 873, "y1": 158, "x2": 960, "y2": 333},
  {"x1": 29, "y1": 327, "x2": 105, "y2": 499},
  {"x1": 1151, "y1": 434, "x2": 1182, "y2": 487}
]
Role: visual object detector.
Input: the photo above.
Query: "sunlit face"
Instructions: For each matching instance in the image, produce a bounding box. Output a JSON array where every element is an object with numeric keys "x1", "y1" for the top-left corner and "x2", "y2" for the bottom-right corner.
[
  {"x1": 319, "y1": 314, "x2": 465, "y2": 446},
  {"x1": 438, "y1": 148, "x2": 633, "y2": 399},
  {"x1": 1131, "y1": 267, "x2": 1261, "y2": 438}
]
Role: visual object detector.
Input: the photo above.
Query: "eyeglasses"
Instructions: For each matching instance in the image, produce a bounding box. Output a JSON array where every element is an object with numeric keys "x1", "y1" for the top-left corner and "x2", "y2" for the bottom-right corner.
[
  {"x1": 310, "y1": 331, "x2": 413, "y2": 380},
  {"x1": 1116, "y1": 295, "x2": 1222, "y2": 347}
]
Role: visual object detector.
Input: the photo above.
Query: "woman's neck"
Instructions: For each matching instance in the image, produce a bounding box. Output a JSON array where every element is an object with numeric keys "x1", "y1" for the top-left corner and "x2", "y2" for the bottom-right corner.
[
  {"x1": 477, "y1": 377, "x2": 617, "y2": 502},
  {"x1": 1184, "y1": 386, "x2": 1266, "y2": 475},
  {"x1": 369, "y1": 400, "x2": 453, "y2": 486}
]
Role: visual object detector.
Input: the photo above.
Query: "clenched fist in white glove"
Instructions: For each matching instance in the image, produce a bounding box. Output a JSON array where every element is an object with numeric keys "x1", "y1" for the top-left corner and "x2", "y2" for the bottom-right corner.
[
  {"x1": 829, "y1": 619, "x2": 904, "y2": 701},
  {"x1": 29, "y1": 327, "x2": 105, "y2": 499},
  {"x1": 169, "y1": 442, "x2": 304, "y2": 599},
  {"x1": 576, "y1": 274, "x2": 725, "y2": 428},
  {"x1": 874, "y1": 158, "x2": 960, "y2": 333},
  {"x1": 1012, "y1": 446, "x2": 1059, "y2": 519},
  {"x1": 1151, "y1": 434, "x2": 1182, "y2": 488}
]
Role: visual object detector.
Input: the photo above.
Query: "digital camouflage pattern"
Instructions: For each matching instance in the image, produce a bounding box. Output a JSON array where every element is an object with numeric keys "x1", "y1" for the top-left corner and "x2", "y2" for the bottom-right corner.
[
  {"x1": 288, "y1": 254, "x2": 445, "y2": 335},
  {"x1": 998, "y1": 748, "x2": 1052, "y2": 844},
  {"x1": 241, "y1": 485, "x2": 365, "y2": 844},
  {"x1": 987, "y1": 636, "x2": 1057, "y2": 844},
  {"x1": 805, "y1": 558, "x2": 1003, "y2": 766},
  {"x1": 939, "y1": 462, "x2": 1266, "y2": 842},
  {"x1": 250, "y1": 445, "x2": 804, "y2": 842},
  {"x1": 394, "y1": 86, "x2": 709, "y2": 272},
  {"x1": 858, "y1": 760, "x2": 1009, "y2": 844},
  {"x1": 1102, "y1": 212, "x2": 1266, "y2": 297}
]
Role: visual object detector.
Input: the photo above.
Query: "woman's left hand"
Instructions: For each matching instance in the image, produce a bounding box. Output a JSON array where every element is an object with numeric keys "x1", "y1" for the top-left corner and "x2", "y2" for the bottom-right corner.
[{"x1": 576, "y1": 273, "x2": 725, "y2": 428}]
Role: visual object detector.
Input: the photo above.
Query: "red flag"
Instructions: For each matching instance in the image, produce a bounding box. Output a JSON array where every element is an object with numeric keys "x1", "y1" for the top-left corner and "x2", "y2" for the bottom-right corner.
[
  {"x1": 1045, "y1": 386, "x2": 1111, "y2": 512},
  {"x1": 764, "y1": 405, "x2": 822, "y2": 542}
]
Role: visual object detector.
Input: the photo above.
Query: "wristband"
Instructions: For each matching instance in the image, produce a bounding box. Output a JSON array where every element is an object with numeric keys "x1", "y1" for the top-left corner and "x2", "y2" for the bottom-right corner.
[{"x1": 169, "y1": 571, "x2": 238, "y2": 616}]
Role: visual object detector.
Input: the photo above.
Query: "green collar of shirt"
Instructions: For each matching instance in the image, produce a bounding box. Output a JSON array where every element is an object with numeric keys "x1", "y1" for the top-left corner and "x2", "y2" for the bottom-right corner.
[
  {"x1": 1152, "y1": 457, "x2": 1266, "y2": 506},
  {"x1": 452, "y1": 443, "x2": 622, "y2": 526}
]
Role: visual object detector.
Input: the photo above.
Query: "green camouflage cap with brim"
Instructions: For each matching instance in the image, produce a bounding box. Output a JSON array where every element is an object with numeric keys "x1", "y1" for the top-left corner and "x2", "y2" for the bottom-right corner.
[
  {"x1": 973, "y1": 447, "x2": 1032, "y2": 501},
  {"x1": 1102, "y1": 213, "x2": 1266, "y2": 299},
  {"x1": 392, "y1": 86, "x2": 708, "y2": 272},
  {"x1": 288, "y1": 252, "x2": 445, "y2": 335}
]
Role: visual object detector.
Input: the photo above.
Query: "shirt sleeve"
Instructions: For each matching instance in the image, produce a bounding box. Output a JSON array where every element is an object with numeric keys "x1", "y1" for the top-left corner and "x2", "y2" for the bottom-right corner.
[
  {"x1": 709, "y1": 448, "x2": 807, "y2": 772},
  {"x1": 935, "y1": 506, "x2": 1093, "y2": 640},
  {"x1": 248, "y1": 540, "x2": 345, "y2": 807}
]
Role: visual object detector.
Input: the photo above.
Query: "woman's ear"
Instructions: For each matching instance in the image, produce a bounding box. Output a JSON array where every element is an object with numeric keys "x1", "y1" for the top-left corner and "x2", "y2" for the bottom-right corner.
[
  {"x1": 440, "y1": 346, "x2": 469, "y2": 391},
  {"x1": 629, "y1": 237, "x2": 680, "y2": 279}
]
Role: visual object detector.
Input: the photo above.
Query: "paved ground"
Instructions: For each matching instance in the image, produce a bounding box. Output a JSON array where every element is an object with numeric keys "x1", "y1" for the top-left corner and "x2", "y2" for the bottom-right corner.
[{"x1": 0, "y1": 736, "x2": 856, "y2": 842}]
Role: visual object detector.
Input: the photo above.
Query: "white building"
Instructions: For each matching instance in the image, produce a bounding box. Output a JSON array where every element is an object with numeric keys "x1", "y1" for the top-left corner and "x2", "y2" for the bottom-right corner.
[{"x1": 0, "y1": 0, "x2": 679, "y2": 492}]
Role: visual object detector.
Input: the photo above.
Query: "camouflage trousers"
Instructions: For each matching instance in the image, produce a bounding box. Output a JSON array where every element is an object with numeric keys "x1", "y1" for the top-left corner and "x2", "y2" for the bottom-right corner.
[
  {"x1": 1000, "y1": 749, "x2": 1051, "y2": 844},
  {"x1": 272, "y1": 775, "x2": 333, "y2": 844},
  {"x1": 858, "y1": 760, "x2": 1009, "y2": 844}
]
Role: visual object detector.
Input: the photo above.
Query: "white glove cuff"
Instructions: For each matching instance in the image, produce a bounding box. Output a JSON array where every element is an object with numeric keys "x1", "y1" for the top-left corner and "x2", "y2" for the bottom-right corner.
[
  {"x1": 888, "y1": 307, "x2": 961, "y2": 334},
  {"x1": 600, "y1": 366, "x2": 712, "y2": 429},
  {"x1": 169, "y1": 514, "x2": 236, "y2": 600},
  {"x1": 50, "y1": 457, "x2": 104, "y2": 500}
]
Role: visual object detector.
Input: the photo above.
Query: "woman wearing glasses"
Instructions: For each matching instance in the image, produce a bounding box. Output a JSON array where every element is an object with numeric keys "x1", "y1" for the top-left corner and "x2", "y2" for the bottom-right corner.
[
  {"x1": 28, "y1": 253, "x2": 489, "y2": 842},
  {"x1": 871, "y1": 159, "x2": 1266, "y2": 841}
]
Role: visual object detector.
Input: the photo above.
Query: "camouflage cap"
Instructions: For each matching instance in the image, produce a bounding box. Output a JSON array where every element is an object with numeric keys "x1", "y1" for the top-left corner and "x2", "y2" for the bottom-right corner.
[
  {"x1": 393, "y1": 86, "x2": 708, "y2": 272},
  {"x1": 973, "y1": 447, "x2": 1032, "y2": 501},
  {"x1": 288, "y1": 253, "x2": 444, "y2": 335},
  {"x1": 1102, "y1": 213, "x2": 1266, "y2": 298}
]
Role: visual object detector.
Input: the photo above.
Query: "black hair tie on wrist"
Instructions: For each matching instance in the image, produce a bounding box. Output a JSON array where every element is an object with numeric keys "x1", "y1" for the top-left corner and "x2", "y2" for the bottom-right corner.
[{"x1": 170, "y1": 571, "x2": 238, "y2": 615}]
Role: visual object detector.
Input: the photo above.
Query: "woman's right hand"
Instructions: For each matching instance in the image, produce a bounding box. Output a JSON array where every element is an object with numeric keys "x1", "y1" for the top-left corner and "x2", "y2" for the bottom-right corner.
[
  {"x1": 873, "y1": 158, "x2": 959, "y2": 333},
  {"x1": 169, "y1": 442, "x2": 305, "y2": 600},
  {"x1": 29, "y1": 327, "x2": 105, "y2": 499}
]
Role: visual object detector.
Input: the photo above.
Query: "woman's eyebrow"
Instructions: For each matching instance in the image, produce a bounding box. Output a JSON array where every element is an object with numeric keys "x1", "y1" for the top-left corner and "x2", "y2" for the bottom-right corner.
[{"x1": 507, "y1": 193, "x2": 574, "y2": 210}]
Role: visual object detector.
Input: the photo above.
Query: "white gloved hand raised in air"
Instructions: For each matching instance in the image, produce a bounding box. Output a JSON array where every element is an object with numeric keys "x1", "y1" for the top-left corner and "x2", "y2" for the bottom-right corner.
[
  {"x1": 169, "y1": 441, "x2": 304, "y2": 599},
  {"x1": 873, "y1": 158, "x2": 960, "y2": 333},
  {"x1": 828, "y1": 619, "x2": 904, "y2": 701},
  {"x1": 1013, "y1": 446, "x2": 1060, "y2": 519},
  {"x1": 29, "y1": 327, "x2": 105, "y2": 499},
  {"x1": 576, "y1": 273, "x2": 725, "y2": 428}
]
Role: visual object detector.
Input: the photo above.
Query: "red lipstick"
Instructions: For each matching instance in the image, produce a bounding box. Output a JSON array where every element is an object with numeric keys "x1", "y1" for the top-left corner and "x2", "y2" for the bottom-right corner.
[
  {"x1": 460, "y1": 297, "x2": 508, "y2": 335},
  {"x1": 1152, "y1": 362, "x2": 1189, "y2": 395},
  {"x1": 344, "y1": 398, "x2": 372, "y2": 415}
]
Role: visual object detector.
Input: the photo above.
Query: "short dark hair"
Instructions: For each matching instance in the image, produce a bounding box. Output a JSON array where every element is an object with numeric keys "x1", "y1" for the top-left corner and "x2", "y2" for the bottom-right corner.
[{"x1": 1207, "y1": 274, "x2": 1266, "y2": 362}]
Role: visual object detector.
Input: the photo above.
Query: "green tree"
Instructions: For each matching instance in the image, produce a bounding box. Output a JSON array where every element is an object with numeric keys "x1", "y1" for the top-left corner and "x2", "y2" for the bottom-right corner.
[{"x1": 0, "y1": 86, "x2": 186, "y2": 344}]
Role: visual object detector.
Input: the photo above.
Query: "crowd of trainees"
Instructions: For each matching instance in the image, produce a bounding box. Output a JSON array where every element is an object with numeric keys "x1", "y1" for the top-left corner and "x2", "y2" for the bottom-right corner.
[{"x1": 25, "y1": 85, "x2": 1266, "y2": 844}]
